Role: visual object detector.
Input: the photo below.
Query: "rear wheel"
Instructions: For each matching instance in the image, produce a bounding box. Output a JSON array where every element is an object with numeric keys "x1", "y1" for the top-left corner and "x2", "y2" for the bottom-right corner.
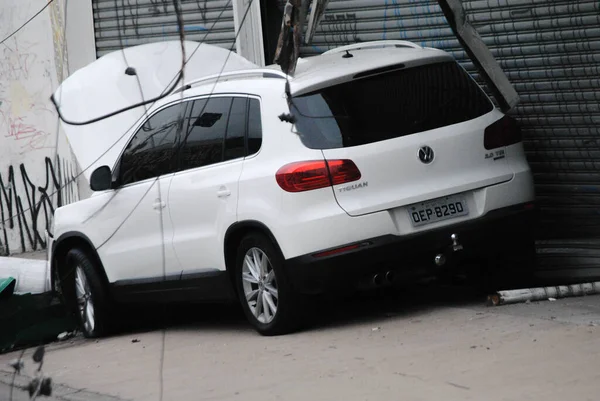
[
  {"x1": 235, "y1": 233, "x2": 301, "y2": 335},
  {"x1": 65, "y1": 249, "x2": 112, "y2": 338}
]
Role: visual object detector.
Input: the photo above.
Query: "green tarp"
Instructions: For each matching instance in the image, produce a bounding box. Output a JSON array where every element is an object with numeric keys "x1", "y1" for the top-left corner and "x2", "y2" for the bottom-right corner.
[
  {"x1": 0, "y1": 286, "x2": 77, "y2": 353},
  {"x1": 0, "y1": 277, "x2": 16, "y2": 300}
]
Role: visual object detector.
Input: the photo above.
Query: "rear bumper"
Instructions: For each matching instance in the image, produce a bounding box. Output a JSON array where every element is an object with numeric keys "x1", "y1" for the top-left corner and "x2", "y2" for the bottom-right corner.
[{"x1": 283, "y1": 203, "x2": 538, "y2": 294}]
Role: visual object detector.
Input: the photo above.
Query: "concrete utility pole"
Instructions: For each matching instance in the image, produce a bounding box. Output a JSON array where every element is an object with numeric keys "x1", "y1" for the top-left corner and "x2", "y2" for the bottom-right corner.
[{"x1": 274, "y1": 0, "x2": 519, "y2": 112}]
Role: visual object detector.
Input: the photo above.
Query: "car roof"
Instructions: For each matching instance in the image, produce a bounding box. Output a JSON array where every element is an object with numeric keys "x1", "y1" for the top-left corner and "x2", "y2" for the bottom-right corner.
[
  {"x1": 283, "y1": 43, "x2": 454, "y2": 96},
  {"x1": 180, "y1": 41, "x2": 456, "y2": 98}
]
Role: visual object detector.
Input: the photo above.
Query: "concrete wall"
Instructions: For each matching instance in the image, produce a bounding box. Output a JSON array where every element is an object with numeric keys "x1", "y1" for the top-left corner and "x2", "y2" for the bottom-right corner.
[{"x1": 0, "y1": 0, "x2": 95, "y2": 256}]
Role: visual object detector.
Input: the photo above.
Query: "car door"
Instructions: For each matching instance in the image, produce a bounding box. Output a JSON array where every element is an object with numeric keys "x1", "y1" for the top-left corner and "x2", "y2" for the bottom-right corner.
[
  {"x1": 166, "y1": 95, "x2": 252, "y2": 278},
  {"x1": 97, "y1": 100, "x2": 188, "y2": 284}
]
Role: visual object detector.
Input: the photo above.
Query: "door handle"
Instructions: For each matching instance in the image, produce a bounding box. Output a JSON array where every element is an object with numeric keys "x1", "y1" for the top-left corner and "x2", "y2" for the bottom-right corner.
[
  {"x1": 153, "y1": 199, "x2": 166, "y2": 209},
  {"x1": 217, "y1": 187, "x2": 231, "y2": 198}
]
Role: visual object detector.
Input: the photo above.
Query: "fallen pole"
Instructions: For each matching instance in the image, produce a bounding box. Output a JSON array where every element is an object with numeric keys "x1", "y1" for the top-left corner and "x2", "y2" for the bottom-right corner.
[{"x1": 487, "y1": 282, "x2": 600, "y2": 306}]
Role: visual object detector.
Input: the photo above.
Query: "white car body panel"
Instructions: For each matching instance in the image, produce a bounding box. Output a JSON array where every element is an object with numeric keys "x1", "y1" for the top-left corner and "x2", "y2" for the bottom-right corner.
[
  {"x1": 323, "y1": 109, "x2": 513, "y2": 217},
  {"x1": 53, "y1": 178, "x2": 166, "y2": 282},
  {"x1": 167, "y1": 158, "x2": 244, "y2": 273},
  {"x1": 95, "y1": 175, "x2": 179, "y2": 283}
]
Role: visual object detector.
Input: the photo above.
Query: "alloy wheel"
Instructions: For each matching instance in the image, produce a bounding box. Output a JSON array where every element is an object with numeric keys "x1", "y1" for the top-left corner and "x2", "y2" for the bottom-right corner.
[
  {"x1": 75, "y1": 266, "x2": 95, "y2": 334},
  {"x1": 241, "y1": 247, "x2": 278, "y2": 324}
]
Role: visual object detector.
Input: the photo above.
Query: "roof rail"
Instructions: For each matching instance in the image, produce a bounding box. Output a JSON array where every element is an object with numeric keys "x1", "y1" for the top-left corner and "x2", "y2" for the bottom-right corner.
[
  {"x1": 323, "y1": 40, "x2": 422, "y2": 55},
  {"x1": 173, "y1": 68, "x2": 288, "y2": 94}
]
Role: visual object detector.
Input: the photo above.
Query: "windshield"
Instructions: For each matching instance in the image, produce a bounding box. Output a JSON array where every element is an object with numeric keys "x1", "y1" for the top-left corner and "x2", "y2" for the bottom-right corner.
[{"x1": 292, "y1": 61, "x2": 494, "y2": 149}]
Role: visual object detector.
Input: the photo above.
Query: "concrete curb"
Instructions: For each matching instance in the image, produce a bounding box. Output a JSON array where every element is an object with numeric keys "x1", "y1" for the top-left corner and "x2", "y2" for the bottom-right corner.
[
  {"x1": 0, "y1": 256, "x2": 49, "y2": 295},
  {"x1": 0, "y1": 370, "x2": 129, "y2": 401}
]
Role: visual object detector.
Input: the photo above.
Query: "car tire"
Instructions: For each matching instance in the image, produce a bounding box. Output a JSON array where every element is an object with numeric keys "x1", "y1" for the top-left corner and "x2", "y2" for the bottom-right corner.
[
  {"x1": 234, "y1": 232, "x2": 301, "y2": 336},
  {"x1": 65, "y1": 249, "x2": 112, "y2": 338}
]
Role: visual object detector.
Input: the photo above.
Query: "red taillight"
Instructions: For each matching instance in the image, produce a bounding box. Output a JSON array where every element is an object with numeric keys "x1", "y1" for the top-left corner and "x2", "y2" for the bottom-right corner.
[
  {"x1": 327, "y1": 159, "x2": 362, "y2": 185},
  {"x1": 484, "y1": 115, "x2": 522, "y2": 150},
  {"x1": 276, "y1": 159, "x2": 361, "y2": 193}
]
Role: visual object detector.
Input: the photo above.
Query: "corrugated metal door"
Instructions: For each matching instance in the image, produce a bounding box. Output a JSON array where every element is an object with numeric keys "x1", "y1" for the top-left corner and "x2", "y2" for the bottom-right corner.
[
  {"x1": 93, "y1": 0, "x2": 236, "y2": 58},
  {"x1": 301, "y1": 0, "x2": 600, "y2": 280}
]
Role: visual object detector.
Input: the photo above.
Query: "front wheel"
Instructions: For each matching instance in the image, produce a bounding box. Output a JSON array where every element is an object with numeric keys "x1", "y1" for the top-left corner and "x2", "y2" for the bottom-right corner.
[
  {"x1": 65, "y1": 249, "x2": 113, "y2": 338},
  {"x1": 235, "y1": 233, "x2": 301, "y2": 336}
]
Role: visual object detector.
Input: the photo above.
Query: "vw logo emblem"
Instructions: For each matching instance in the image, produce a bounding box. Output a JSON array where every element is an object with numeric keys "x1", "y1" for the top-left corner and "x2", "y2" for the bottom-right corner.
[{"x1": 418, "y1": 146, "x2": 435, "y2": 164}]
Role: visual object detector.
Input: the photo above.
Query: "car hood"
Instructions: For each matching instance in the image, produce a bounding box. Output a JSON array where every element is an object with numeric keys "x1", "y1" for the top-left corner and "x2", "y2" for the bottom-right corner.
[{"x1": 53, "y1": 41, "x2": 257, "y2": 181}]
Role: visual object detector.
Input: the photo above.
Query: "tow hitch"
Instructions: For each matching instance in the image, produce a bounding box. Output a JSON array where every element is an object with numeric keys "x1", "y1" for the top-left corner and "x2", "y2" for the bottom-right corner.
[{"x1": 434, "y1": 233, "x2": 464, "y2": 267}]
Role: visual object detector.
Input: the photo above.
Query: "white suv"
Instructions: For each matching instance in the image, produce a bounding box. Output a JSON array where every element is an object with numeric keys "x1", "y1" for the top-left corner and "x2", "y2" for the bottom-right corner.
[{"x1": 49, "y1": 40, "x2": 536, "y2": 337}]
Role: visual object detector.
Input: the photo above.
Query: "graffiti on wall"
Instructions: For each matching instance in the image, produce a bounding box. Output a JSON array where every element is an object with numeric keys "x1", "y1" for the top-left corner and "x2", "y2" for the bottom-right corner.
[
  {"x1": 0, "y1": 156, "x2": 78, "y2": 256},
  {"x1": 0, "y1": 3, "x2": 79, "y2": 256},
  {"x1": 0, "y1": 37, "x2": 57, "y2": 154}
]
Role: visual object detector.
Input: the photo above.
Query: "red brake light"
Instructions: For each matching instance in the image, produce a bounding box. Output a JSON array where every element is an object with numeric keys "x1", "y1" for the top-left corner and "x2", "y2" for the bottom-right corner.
[
  {"x1": 276, "y1": 160, "x2": 361, "y2": 193},
  {"x1": 327, "y1": 159, "x2": 362, "y2": 185},
  {"x1": 484, "y1": 115, "x2": 522, "y2": 150}
]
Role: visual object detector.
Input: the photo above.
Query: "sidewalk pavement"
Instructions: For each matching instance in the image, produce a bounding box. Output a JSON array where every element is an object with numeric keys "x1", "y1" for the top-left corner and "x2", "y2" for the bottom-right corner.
[
  {"x1": 0, "y1": 370, "x2": 127, "y2": 401},
  {"x1": 1, "y1": 289, "x2": 599, "y2": 401}
]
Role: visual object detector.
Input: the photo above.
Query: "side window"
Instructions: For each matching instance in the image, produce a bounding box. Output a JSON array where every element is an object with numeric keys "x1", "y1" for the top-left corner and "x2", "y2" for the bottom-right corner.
[
  {"x1": 247, "y1": 98, "x2": 262, "y2": 156},
  {"x1": 119, "y1": 102, "x2": 187, "y2": 186},
  {"x1": 224, "y1": 97, "x2": 248, "y2": 161},
  {"x1": 179, "y1": 97, "x2": 232, "y2": 171}
]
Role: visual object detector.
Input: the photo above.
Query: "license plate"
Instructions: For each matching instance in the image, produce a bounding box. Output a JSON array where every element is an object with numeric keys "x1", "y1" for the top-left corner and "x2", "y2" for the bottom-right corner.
[{"x1": 408, "y1": 195, "x2": 469, "y2": 227}]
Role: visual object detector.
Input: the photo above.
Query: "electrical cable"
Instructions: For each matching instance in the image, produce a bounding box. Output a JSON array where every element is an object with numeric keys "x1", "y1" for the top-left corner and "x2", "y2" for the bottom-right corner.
[
  {"x1": 52, "y1": 0, "x2": 256, "y2": 256},
  {"x1": 95, "y1": 0, "x2": 257, "y2": 253},
  {"x1": 0, "y1": 0, "x2": 56, "y2": 45},
  {"x1": 114, "y1": 0, "x2": 151, "y2": 123},
  {"x1": 1, "y1": 0, "x2": 235, "y2": 230},
  {"x1": 6, "y1": 4, "x2": 254, "y2": 401},
  {"x1": 158, "y1": 3, "x2": 186, "y2": 399},
  {"x1": 50, "y1": 72, "x2": 183, "y2": 126},
  {"x1": 50, "y1": 0, "x2": 238, "y2": 126}
]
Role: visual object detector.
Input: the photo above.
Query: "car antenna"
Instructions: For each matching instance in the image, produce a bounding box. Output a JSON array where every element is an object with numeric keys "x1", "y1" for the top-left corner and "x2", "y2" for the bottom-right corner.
[
  {"x1": 125, "y1": 66, "x2": 137, "y2": 76},
  {"x1": 342, "y1": 50, "x2": 354, "y2": 58}
]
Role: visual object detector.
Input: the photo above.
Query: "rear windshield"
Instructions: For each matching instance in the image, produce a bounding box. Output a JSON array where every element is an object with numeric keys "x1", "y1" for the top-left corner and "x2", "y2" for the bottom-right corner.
[{"x1": 292, "y1": 61, "x2": 494, "y2": 149}]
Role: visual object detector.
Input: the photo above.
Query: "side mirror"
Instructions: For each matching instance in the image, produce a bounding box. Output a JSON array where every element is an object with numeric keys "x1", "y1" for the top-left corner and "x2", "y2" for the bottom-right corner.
[{"x1": 90, "y1": 166, "x2": 113, "y2": 191}]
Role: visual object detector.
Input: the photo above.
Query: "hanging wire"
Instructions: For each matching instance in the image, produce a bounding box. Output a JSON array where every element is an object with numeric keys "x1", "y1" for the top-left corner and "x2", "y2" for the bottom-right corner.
[
  {"x1": 6, "y1": 7, "x2": 255, "y2": 401},
  {"x1": 158, "y1": 2, "x2": 186, "y2": 400},
  {"x1": 114, "y1": 0, "x2": 151, "y2": 123},
  {"x1": 0, "y1": 0, "x2": 235, "y2": 230},
  {"x1": 0, "y1": 0, "x2": 56, "y2": 45}
]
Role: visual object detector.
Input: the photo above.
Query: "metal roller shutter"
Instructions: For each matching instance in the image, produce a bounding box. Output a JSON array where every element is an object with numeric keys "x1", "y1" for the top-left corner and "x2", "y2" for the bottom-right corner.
[
  {"x1": 92, "y1": 0, "x2": 236, "y2": 58},
  {"x1": 301, "y1": 0, "x2": 600, "y2": 279}
]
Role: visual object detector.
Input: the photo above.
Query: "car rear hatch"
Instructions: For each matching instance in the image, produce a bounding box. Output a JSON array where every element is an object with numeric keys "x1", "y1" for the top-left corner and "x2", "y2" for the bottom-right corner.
[{"x1": 291, "y1": 59, "x2": 514, "y2": 218}]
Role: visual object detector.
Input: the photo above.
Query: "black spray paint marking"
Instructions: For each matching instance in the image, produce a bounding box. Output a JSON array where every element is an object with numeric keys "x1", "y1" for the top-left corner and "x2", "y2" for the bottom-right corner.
[{"x1": 0, "y1": 156, "x2": 78, "y2": 255}]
